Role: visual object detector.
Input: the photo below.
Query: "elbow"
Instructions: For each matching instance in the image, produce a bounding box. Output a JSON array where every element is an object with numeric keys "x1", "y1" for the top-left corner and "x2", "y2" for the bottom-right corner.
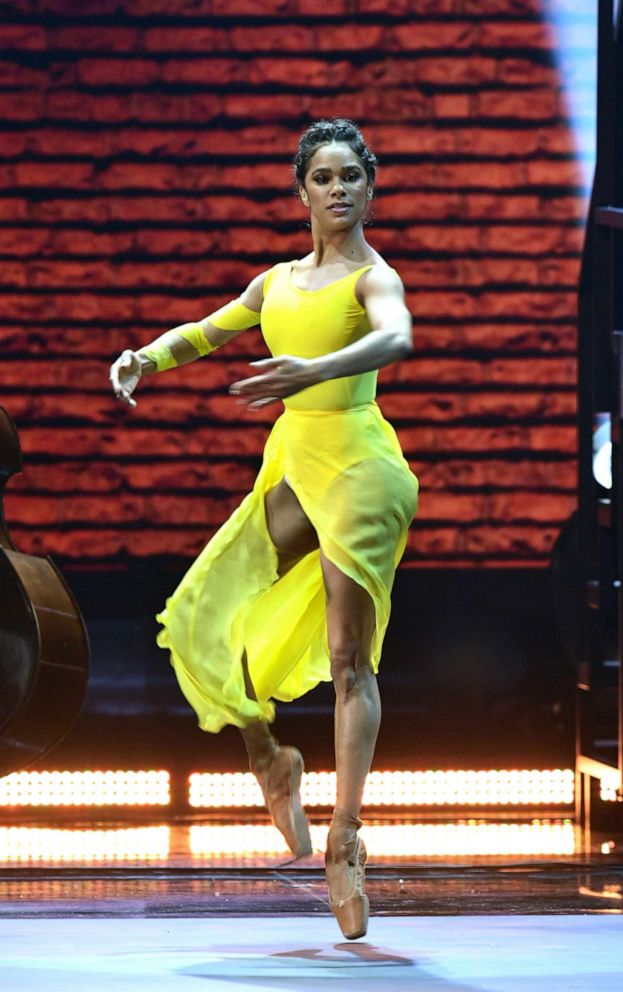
[{"x1": 395, "y1": 328, "x2": 413, "y2": 359}]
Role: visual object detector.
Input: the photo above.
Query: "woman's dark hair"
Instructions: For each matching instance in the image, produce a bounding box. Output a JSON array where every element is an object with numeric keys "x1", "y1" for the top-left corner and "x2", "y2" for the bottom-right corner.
[{"x1": 293, "y1": 118, "x2": 377, "y2": 191}]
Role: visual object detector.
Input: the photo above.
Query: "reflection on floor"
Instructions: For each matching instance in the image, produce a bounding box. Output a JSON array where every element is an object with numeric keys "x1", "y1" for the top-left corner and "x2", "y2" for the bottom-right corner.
[{"x1": 1, "y1": 817, "x2": 622, "y2": 991}]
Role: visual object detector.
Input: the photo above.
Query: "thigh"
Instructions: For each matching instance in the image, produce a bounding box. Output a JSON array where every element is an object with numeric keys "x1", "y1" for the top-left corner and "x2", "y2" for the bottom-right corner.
[
  {"x1": 265, "y1": 478, "x2": 319, "y2": 576},
  {"x1": 320, "y1": 550, "x2": 375, "y2": 666}
]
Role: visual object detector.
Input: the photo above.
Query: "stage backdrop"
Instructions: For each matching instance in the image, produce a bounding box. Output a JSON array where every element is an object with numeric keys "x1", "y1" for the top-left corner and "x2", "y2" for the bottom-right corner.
[{"x1": 0, "y1": 0, "x2": 592, "y2": 569}]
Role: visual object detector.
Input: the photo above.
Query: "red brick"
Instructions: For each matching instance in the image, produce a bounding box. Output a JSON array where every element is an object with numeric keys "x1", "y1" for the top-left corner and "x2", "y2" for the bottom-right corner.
[
  {"x1": 379, "y1": 392, "x2": 464, "y2": 421},
  {"x1": 250, "y1": 57, "x2": 353, "y2": 88},
  {"x1": 297, "y1": 0, "x2": 346, "y2": 13},
  {"x1": 126, "y1": 0, "x2": 212, "y2": 14},
  {"x1": 0, "y1": 23, "x2": 47, "y2": 49},
  {"x1": 479, "y1": 291, "x2": 576, "y2": 320},
  {"x1": 77, "y1": 58, "x2": 160, "y2": 87},
  {"x1": 414, "y1": 56, "x2": 499, "y2": 86},
  {"x1": 375, "y1": 191, "x2": 464, "y2": 221},
  {"x1": 50, "y1": 26, "x2": 140, "y2": 51},
  {"x1": 480, "y1": 20, "x2": 554, "y2": 49},
  {"x1": 484, "y1": 226, "x2": 581, "y2": 255},
  {"x1": 121, "y1": 460, "x2": 257, "y2": 492},
  {"x1": 497, "y1": 59, "x2": 558, "y2": 87},
  {"x1": 13, "y1": 162, "x2": 94, "y2": 189},
  {"x1": 413, "y1": 458, "x2": 577, "y2": 491},
  {"x1": 19, "y1": 425, "x2": 268, "y2": 460},
  {"x1": 8, "y1": 462, "x2": 125, "y2": 494},
  {"x1": 414, "y1": 492, "x2": 486, "y2": 522},
  {"x1": 460, "y1": 0, "x2": 542, "y2": 13},
  {"x1": 526, "y1": 159, "x2": 585, "y2": 188},
  {"x1": 0, "y1": 198, "x2": 29, "y2": 220},
  {"x1": 453, "y1": 127, "x2": 539, "y2": 157},
  {"x1": 366, "y1": 125, "x2": 455, "y2": 156},
  {"x1": 34, "y1": 197, "x2": 111, "y2": 223},
  {"x1": 462, "y1": 524, "x2": 560, "y2": 557},
  {"x1": 433, "y1": 93, "x2": 472, "y2": 118},
  {"x1": 3, "y1": 89, "x2": 42, "y2": 120},
  {"x1": 144, "y1": 26, "x2": 227, "y2": 52},
  {"x1": 459, "y1": 323, "x2": 576, "y2": 353},
  {"x1": 0, "y1": 63, "x2": 48, "y2": 87},
  {"x1": 212, "y1": 0, "x2": 292, "y2": 13},
  {"x1": 0, "y1": 228, "x2": 50, "y2": 254},
  {"x1": 313, "y1": 24, "x2": 388, "y2": 52},
  {"x1": 163, "y1": 58, "x2": 248, "y2": 86},
  {"x1": 49, "y1": 229, "x2": 135, "y2": 255},
  {"x1": 397, "y1": 424, "x2": 577, "y2": 455},
  {"x1": 390, "y1": 22, "x2": 477, "y2": 51},
  {"x1": 27, "y1": 127, "x2": 113, "y2": 157},
  {"x1": 359, "y1": 0, "x2": 410, "y2": 12},
  {"x1": 478, "y1": 89, "x2": 558, "y2": 120},
  {"x1": 464, "y1": 391, "x2": 575, "y2": 419},
  {"x1": 462, "y1": 194, "x2": 541, "y2": 220},
  {"x1": 42, "y1": 0, "x2": 122, "y2": 13},
  {"x1": 489, "y1": 491, "x2": 576, "y2": 522}
]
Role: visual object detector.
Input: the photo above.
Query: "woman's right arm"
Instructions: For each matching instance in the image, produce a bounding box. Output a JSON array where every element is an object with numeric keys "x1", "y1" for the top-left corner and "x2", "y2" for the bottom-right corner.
[{"x1": 109, "y1": 269, "x2": 269, "y2": 407}]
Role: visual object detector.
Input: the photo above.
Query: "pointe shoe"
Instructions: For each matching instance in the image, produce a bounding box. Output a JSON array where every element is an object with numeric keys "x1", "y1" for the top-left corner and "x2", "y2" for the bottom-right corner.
[
  {"x1": 325, "y1": 825, "x2": 369, "y2": 939},
  {"x1": 254, "y1": 745, "x2": 312, "y2": 859}
]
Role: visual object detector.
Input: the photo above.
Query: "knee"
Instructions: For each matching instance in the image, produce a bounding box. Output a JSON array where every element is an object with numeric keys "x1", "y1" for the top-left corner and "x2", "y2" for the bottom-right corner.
[{"x1": 330, "y1": 638, "x2": 373, "y2": 701}]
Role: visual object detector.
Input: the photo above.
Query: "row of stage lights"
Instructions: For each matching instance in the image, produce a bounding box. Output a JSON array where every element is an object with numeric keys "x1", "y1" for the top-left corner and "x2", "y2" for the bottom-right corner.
[
  {"x1": 0, "y1": 767, "x2": 597, "y2": 808},
  {"x1": 0, "y1": 821, "x2": 578, "y2": 862}
]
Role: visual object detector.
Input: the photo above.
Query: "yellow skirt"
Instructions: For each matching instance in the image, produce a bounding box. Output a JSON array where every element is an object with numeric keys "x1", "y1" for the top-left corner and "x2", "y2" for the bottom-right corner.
[{"x1": 155, "y1": 401, "x2": 419, "y2": 732}]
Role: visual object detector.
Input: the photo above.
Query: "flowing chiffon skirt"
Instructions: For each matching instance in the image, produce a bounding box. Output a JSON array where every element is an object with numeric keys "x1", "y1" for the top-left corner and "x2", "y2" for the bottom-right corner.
[{"x1": 155, "y1": 401, "x2": 419, "y2": 732}]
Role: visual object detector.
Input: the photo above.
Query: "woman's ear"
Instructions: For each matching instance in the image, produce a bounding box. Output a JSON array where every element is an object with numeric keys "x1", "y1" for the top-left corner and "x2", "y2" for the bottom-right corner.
[
  {"x1": 366, "y1": 187, "x2": 374, "y2": 200},
  {"x1": 299, "y1": 184, "x2": 310, "y2": 206}
]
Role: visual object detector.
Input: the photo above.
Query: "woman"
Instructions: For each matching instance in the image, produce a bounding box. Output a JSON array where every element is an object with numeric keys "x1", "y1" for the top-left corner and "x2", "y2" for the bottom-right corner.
[{"x1": 109, "y1": 118, "x2": 419, "y2": 940}]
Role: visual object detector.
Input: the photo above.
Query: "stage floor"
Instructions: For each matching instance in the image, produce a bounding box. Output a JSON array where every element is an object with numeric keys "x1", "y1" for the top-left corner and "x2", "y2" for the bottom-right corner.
[{"x1": 1, "y1": 817, "x2": 622, "y2": 991}]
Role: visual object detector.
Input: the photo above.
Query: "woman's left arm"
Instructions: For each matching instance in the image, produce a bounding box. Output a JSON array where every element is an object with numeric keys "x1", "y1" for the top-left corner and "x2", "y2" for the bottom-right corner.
[
  {"x1": 230, "y1": 267, "x2": 412, "y2": 408},
  {"x1": 314, "y1": 266, "x2": 413, "y2": 380}
]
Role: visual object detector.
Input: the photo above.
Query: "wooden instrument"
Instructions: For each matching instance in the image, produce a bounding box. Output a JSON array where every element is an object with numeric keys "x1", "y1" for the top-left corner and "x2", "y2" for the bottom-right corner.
[{"x1": 0, "y1": 405, "x2": 89, "y2": 777}]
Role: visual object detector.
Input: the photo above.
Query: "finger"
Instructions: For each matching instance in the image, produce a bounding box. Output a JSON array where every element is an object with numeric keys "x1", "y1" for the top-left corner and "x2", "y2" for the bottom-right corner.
[
  {"x1": 249, "y1": 358, "x2": 280, "y2": 368},
  {"x1": 230, "y1": 374, "x2": 278, "y2": 395},
  {"x1": 248, "y1": 396, "x2": 278, "y2": 410}
]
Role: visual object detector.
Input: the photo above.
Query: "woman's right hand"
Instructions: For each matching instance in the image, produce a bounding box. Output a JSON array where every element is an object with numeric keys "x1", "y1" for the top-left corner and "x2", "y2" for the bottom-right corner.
[{"x1": 109, "y1": 349, "x2": 142, "y2": 408}]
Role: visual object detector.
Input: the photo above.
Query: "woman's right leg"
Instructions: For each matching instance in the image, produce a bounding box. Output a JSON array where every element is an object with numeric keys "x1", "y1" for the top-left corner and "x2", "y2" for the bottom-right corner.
[{"x1": 239, "y1": 478, "x2": 319, "y2": 857}]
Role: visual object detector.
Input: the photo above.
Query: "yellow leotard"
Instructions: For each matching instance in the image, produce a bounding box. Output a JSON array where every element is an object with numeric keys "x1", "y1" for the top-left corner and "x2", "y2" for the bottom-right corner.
[{"x1": 155, "y1": 262, "x2": 419, "y2": 731}]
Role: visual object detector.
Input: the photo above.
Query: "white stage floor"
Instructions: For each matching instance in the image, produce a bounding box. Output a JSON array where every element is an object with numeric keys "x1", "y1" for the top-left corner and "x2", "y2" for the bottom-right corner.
[{"x1": 1, "y1": 915, "x2": 622, "y2": 991}]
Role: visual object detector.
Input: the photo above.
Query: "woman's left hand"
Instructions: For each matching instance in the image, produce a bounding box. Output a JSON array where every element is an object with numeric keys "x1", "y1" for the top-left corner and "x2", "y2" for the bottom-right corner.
[{"x1": 229, "y1": 355, "x2": 318, "y2": 410}]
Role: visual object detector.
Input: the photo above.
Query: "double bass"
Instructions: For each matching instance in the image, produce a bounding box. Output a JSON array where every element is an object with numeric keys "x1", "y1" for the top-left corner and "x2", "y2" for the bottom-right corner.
[{"x1": 0, "y1": 405, "x2": 89, "y2": 778}]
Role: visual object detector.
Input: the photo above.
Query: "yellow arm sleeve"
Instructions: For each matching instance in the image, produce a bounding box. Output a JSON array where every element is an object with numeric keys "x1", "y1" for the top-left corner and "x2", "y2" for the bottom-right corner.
[{"x1": 137, "y1": 299, "x2": 261, "y2": 372}]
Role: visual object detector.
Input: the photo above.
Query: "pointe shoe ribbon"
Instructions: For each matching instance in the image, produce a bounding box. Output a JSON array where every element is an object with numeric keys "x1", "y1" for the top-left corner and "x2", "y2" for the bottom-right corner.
[
  {"x1": 325, "y1": 811, "x2": 369, "y2": 940},
  {"x1": 255, "y1": 745, "x2": 312, "y2": 859}
]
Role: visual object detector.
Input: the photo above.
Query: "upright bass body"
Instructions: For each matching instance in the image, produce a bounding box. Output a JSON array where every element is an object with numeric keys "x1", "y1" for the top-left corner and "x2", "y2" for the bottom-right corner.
[{"x1": 0, "y1": 406, "x2": 89, "y2": 778}]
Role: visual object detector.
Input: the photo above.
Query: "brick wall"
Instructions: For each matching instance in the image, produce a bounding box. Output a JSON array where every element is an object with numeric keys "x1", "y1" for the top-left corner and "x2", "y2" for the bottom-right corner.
[{"x1": 0, "y1": 0, "x2": 589, "y2": 568}]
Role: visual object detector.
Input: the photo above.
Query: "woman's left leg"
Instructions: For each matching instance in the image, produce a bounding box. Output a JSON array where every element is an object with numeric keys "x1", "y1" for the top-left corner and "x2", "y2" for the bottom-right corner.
[{"x1": 320, "y1": 550, "x2": 380, "y2": 939}]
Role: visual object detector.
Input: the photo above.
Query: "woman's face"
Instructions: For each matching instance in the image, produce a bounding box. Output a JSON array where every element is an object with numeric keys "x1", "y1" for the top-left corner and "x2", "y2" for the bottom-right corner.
[{"x1": 299, "y1": 141, "x2": 371, "y2": 230}]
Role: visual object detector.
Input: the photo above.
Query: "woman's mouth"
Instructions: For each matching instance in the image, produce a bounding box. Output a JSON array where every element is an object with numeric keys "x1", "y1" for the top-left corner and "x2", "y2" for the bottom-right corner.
[{"x1": 328, "y1": 204, "x2": 351, "y2": 215}]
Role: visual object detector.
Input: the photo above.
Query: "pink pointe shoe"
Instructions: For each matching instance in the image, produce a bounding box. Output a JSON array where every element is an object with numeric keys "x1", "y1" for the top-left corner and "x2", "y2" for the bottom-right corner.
[
  {"x1": 325, "y1": 811, "x2": 369, "y2": 939},
  {"x1": 254, "y1": 745, "x2": 312, "y2": 859}
]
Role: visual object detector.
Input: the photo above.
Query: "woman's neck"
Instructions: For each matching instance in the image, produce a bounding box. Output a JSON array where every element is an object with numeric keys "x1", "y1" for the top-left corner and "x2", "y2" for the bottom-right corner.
[{"x1": 309, "y1": 219, "x2": 370, "y2": 268}]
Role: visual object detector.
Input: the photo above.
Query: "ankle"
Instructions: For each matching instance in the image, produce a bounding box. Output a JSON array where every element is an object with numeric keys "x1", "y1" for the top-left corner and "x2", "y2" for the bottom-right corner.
[
  {"x1": 241, "y1": 723, "x2": 279, "y2": 774},
  {"x1": 327, "y1": 808, "x2": 362, "y2": 852}
]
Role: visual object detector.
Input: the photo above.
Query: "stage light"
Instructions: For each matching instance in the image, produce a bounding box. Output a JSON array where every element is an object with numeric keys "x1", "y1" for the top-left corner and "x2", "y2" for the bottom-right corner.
[
  {"x1": 188, "y1": 819, "x2": 575, "y2": 859},
  {"x1": 592, "y1": 413, "x2": 612, "y2": 489},
  {"x1": 188, "y1": 769, "x2": 574, "y2": 809},
  {"x1": 0, "y1": 770, "x2": 170, "y2": 806},
  {"x1": 0, "y1": 825, "x2": 170, "y2": 863}
]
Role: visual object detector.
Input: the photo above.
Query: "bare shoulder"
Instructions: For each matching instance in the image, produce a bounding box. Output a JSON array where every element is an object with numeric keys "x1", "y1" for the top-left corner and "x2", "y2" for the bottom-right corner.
[
  {"x1": 356, "y1": 259, "x2": 404, "y2": 304},
  {"x1": 240, "y1": 266, "x2": 276, "y2": 311}
]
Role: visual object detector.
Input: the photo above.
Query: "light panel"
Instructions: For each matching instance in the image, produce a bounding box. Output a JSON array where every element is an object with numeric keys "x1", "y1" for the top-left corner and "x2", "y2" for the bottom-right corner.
[
  {"x1": 0, "y1": 770, "x2": 170, "y2": 807},
  {"x1": 0, "y1": 825, "x2": 170, "y2": 863},
  {"x1": 189, "y1": 768, "x2": 575, "y2": 809},
  {"x1": 189, "y1": 819, "x2": 576, "y2": 858}
]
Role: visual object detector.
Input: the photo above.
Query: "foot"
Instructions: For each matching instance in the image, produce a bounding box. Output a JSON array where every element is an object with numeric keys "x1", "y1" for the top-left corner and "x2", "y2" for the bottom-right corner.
[
  {"x1": 325, "y1": 811, "x2": 369, "y2": 940},
  {"x1": 253, "y1": 745, "x2": 312, "y2": 859}
]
